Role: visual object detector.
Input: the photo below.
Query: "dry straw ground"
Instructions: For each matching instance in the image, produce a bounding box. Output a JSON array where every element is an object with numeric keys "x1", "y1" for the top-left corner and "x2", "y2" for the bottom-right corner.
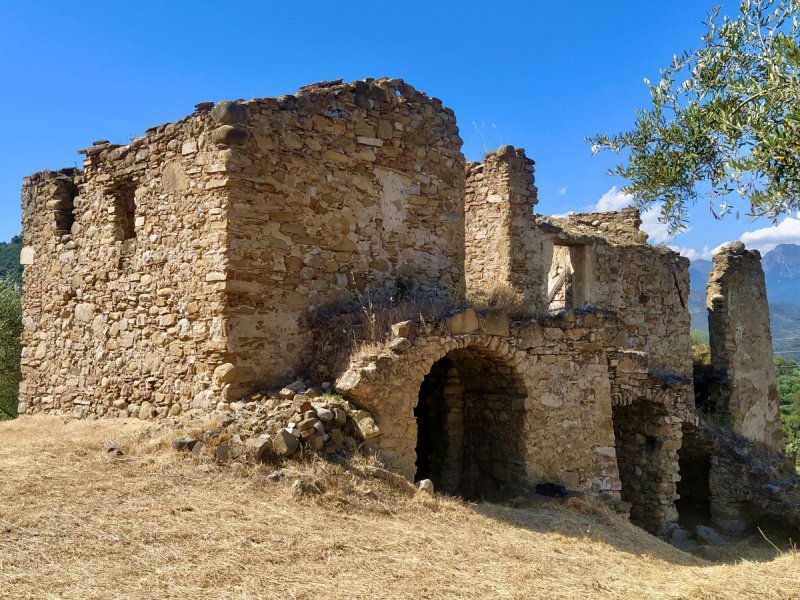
[{"x1": 1, "y1": 416, "x2": 799, "y2": 599}]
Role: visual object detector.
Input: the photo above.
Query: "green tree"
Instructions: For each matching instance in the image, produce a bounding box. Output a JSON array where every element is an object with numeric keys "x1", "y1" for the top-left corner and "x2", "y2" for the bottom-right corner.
[
  {"x1": 776, "y1": 357, "x2": 800, "y2": 463},
  {"x1": 589, "y1": 0, "x2": 800, "y2": 232},
  {"x1": 0, "y1": 278, "x2": 22, "y2": 420}
]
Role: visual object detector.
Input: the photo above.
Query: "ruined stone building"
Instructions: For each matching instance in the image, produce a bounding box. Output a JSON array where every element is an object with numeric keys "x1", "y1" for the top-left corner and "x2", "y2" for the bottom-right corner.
[{"x1": 18, "y1": 78, "x2": 797, "y2": 536}]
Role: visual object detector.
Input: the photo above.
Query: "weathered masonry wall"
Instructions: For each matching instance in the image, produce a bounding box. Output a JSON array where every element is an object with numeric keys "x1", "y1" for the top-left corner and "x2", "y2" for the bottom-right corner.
[
  {"x1": 19, "y1": 110, "x2": 232, "y2": 419},
  {"x1": 337, "y1": 307, "x2": 691, "y2": 526},
  {"x1": 464, "y1": 146, "x2": 551, "y2": 313},
  {"x1": 542, "y1": 211, "x2": 693, "y2": 381},
  {"x1": 610, "y1": 354, "x2": 687, "y2": 533},
  {"x1": 220, "y1": 79, "x2": 466, "y2": 388},
  {"x1": 707, "y1": 242, "x2": 783, "y2": 451}
]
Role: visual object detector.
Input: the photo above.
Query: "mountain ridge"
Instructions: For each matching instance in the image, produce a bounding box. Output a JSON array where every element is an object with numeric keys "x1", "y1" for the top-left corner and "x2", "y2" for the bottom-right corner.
[{"x1": 688, "y1": 243, "x2": 800, "y2": 357}]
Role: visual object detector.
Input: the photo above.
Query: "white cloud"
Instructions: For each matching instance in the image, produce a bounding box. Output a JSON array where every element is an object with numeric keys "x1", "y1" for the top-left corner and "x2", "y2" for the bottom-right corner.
[
  {"x1": 557, "y1": 186, "x2": 567, "y2": 197},
  {"x1": 639, "y1": 209, "x2": 672, "y2": 244},
  {"x1": 739, "y1": 213, "x2": 800, "y2": 254},
  {"x1": 594, "y1": 186, "x2": 633, "y2": 212},
  {"x1": 592, "y1": 186, "x2": 674, "y2": 244},
  {"x1": 668, "y1": 245, "x2": 714, "y2": 261}
]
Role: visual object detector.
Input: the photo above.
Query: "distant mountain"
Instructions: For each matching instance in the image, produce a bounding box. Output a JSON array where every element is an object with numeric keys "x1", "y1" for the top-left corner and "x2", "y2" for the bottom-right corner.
[
  {"x1": 762, "y1": 244, "x2": 800, "y2": 304},
  {"x1": 689, "y1": 259, "x2": 713, "y2": 293},
  {"x1": 688, "y1": 244, "x2": 800, "y2": 358}
]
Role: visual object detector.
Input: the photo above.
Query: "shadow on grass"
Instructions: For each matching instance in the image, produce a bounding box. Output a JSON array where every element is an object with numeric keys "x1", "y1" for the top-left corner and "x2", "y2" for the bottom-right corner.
[{"x1": 465, "y1": 493, "x2": 795, "y2": 566}]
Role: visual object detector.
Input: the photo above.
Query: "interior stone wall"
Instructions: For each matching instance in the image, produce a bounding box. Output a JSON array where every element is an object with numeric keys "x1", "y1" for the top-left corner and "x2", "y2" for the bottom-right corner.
[
  {"x1": 220, "y1": 79, "x2": 466, "y2": 388},
  {"x1": 612, "y1": 398, "x2": 681, "y2": 533},
  {"x1": 416, "y1": 348, "x2": 527, "y2": 499},
  {"x1": 707, "y1": 242, "x2": 783, "y2": 451},
  {"x1": 464, "y1": 146, "x2": 552, "y2": 313},
  {"x1": 676, "y1": 422, "x2": 714, "y2": 526},
  {"x1": 19, "y1": 110, "x2": 232, "y2": 418}
]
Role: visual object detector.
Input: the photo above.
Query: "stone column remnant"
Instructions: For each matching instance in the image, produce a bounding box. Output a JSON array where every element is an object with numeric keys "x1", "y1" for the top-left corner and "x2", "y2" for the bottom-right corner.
[
  {"x1": 464, "y1": 145, "x2": 552, "y2": 313},
  {"x1": 706, "y1": 242, "x2": 783, "y2": 451}
]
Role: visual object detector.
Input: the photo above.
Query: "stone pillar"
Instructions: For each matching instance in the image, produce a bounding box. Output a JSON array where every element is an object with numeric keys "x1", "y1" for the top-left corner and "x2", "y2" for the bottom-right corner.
[
  {"x1": 464, "y1": 146, "x2": 551, "y2": 313},
  {"x1": 707, "y1": 242, "x2": 783, "y2": 451}
]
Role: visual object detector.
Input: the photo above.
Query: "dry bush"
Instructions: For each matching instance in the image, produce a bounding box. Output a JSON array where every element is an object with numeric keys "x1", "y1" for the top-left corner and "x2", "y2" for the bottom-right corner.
[
  {"x1": 468, "y1": 282, "x2": 539, "y2": 319},
  {"x1": 306, "y1": 279, "x2": 460, "y2": 379}
]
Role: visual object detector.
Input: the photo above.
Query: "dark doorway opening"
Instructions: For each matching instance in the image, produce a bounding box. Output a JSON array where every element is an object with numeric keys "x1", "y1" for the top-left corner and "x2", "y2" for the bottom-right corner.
[
  {"x1": 414, "y1": 347, "x2": 527, "y2": 500},
  {"x1": 676, "y1": 423, "x2": 713, "y2": 529}
]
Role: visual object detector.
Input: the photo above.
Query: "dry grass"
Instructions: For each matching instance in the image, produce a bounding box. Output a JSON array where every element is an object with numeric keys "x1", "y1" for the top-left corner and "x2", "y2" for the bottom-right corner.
[{"x1": 1, "y1": 416, "x2": 799, "y2": 599}]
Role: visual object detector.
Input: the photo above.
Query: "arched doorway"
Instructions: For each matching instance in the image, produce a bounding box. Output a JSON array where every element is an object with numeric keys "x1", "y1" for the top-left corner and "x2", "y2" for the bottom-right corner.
[{"x1": 414, "y1": 346, "x2": 527, "y2": 500}]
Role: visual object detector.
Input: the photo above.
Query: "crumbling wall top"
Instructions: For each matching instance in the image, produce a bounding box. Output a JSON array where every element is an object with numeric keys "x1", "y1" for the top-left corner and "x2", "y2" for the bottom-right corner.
[{"x1": 551, "y1": 207, "x2": 649, "y2": 246}]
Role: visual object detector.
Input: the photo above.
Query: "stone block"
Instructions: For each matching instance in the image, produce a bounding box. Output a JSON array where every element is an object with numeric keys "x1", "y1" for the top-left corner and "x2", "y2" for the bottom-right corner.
[
  {"x1": 446, "y1": 309, "x2": 479, "y2": 335},
  {"x1": 20, "y1": 246, "x2": 34, "y2": 265},
  {"x1": 211, "y1": 100, "x2": 247, "y2": 124},
  {"x1": 391, "y1": 320, "x2": 412, "y2": 338},
  {"x1": 480, "y1": 309, "x2": 509, "y2": 337},
  {"x1": 210, "y1": 125, "x2": 247, "y2": 146},
  {"x1": 272, "y1": 429, "x2": 300, "y2": 457},
  {"x1": 357, "y1": 416, "x2": 380, "y2": 440},
  {"x1": 212, "y1": 363, "x2": 255, "y2": 385},
  {"x1": 246, "y1": 436, "x2": 271, "y2": 460}
]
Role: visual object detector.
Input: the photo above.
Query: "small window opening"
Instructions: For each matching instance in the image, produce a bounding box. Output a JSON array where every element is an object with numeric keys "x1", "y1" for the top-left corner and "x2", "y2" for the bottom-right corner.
[
  {"x1": 54, "y1": 196, "x2": 76, "y2": 237},
  {"x1": 53, "y1": 177, "x2": 78, "y2": 238},
  {"x1": 547, "y1": 243, "x2": 594, "y2": 312},
  {"x1": 112, "y1": 180, "x2": 137, "y2": 241}
]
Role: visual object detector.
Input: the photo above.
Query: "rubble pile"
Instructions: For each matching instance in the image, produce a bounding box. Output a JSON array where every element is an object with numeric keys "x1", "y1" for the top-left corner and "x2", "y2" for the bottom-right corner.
[{"x1": 181, "y1": 380, "x2": 382, "y2": 463}]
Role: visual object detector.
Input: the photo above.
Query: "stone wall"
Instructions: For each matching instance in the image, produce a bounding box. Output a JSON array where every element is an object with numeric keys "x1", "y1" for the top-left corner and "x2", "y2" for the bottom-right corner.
[
  {"x1": 706, "y1": 242, "x2": 783, "y2": 451},
  {"x1": 464, "y1": 147, "x2": 551, "y2": 313},
  {"x1": 19, "y1": 110, "x2": 232, "y2": 418},
  {"x1": 541, "y1": 212, "x2": 692, "y2": 379},
  {"x1": 336, "y1": 308, "x2": 669, "y2": 512},
  {"x1": 220, "y1": 79, "x2": 466, "y2": 388},
  {"x1": 19, "y1": 78, "x2": 466, "y2": 413}
]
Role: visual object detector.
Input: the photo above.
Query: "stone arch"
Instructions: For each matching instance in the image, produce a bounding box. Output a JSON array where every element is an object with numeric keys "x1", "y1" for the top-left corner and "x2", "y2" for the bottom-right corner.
[
  {"x1": 336, "y1": 332, "x2": 528, "y2": 487},
  {"x1": 413, "y1": 339, "x2": 528, "y2": 499}
]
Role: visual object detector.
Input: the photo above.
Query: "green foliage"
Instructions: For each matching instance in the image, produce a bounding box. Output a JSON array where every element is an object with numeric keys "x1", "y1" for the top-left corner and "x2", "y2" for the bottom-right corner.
[
  {"x1": 589, "y1": 0, "x2": 800, "y2": 232},
  {"x1": 691, "y1": 330, "x2": 712, "y2": 364},
  {"x1": 0, "y1": 239, "x2": 22, "y2": 287},
  {"x1": 776, "y1": 356, "x2": 800, "y2": 460},
  {"x1": 0, "y1": 278, "x2": 21, "y2": 420}
]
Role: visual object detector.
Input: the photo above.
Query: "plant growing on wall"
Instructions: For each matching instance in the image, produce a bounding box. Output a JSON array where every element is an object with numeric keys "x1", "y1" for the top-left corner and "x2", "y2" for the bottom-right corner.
[{"x1": 589, "y1": 0, "x2": 800, "y2": 233}]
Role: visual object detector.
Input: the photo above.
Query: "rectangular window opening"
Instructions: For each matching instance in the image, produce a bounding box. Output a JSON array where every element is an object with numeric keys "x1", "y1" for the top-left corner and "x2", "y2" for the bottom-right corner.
[{"x1": 112, "y1": 180, "x2": 137, "y2": 241}]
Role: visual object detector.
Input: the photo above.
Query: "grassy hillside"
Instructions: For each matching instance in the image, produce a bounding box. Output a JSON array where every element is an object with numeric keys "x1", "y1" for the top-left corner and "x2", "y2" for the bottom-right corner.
[{"x1": 0, "y1": 416, "x2": 798, "y2": 599}]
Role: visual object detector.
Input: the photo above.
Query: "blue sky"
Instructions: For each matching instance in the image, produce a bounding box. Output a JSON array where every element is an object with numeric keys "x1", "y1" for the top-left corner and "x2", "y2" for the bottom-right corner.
[{"x1": 2, "y1": 1, "x2": 798, "y2": 259}]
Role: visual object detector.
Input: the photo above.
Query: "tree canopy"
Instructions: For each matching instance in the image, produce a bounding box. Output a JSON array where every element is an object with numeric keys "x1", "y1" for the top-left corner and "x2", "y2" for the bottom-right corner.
[{"x1": 589, "y1": 0, "x2": 800, "y2": 233}]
